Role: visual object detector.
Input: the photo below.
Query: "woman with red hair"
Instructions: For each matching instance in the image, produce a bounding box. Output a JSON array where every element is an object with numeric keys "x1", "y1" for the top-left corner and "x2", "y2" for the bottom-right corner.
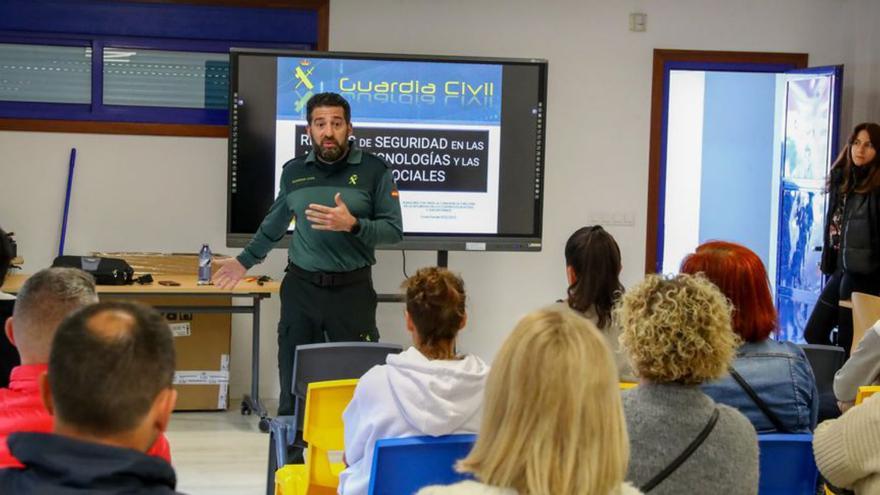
[{"x1": 682, "y1": 241, "x2": 818, "y2": 433}]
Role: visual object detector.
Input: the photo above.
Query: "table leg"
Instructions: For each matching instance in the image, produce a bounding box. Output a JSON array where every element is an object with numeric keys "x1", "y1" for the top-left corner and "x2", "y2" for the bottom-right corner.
[{"x1": 241, "y1": 295, "x2": 270, "y2": 432}]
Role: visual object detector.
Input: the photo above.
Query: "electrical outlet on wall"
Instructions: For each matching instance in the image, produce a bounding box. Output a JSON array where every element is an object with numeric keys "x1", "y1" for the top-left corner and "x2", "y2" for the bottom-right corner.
[
  {"x1": 609, "y1": 211, "x2": 636, "y2": 227},
  {"x1": 588, "y1": 211, "x2": 636, "y2": 227}
]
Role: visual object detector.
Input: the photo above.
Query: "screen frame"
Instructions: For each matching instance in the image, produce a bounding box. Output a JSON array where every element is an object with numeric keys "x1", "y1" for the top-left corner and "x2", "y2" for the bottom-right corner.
[{"x1": 226, "y1": 48, "x2": 548, "y2": 252}]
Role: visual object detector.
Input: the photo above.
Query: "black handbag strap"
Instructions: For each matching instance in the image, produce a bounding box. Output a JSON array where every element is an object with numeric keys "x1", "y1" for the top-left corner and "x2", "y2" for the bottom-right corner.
[
  {"x1": 640, "y1": 407, "x2": 720, "y2": 493},
  {"x1": 729, "y1": 366, "x2": 790, "y2": 433}
]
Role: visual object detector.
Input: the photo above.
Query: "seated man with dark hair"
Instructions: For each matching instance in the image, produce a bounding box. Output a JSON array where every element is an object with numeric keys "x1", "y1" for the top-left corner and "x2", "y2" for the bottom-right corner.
[
  {"x1": 0, "y1": 301, "x2": 182, "y2": 494},
  {"x1": 0, "y1": 228, "x2": 12, "y2": 285},
  {"x1": 0, "y1": 269, "x2": 171, "y2": 468},
  {"x1": 0, "y1": 226, "x2": 18, "y2": 388}
]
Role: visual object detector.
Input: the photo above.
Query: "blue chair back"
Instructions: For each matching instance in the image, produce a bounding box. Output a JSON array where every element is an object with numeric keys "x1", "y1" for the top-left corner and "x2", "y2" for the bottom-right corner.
[
  {"x1": 368, "y1": 434, "x2": 477, "y2": 495},
  {"x1": 758, "y1": 433, "x2": 818, "y2": 494}
]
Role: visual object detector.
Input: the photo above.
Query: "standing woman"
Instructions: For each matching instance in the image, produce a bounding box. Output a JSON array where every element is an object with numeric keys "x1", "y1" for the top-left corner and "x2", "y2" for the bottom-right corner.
[
  {"x1": 805, "y1": 123, "x2": 880, "y2": 354},
  {"x1": 561, "y1": 226, "x2": 634, "y2": 381}
]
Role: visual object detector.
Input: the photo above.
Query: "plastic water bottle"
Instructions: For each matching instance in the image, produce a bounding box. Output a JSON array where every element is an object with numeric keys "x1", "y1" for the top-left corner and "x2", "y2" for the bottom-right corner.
[{"x1": 198, "y1": 244, "x2": 212, "y2": 285}]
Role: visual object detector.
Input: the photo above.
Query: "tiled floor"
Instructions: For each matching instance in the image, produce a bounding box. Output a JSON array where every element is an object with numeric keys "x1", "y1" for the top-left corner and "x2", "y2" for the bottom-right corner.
[{"x1": 166, "y1": 400, "x2": 274, "y2": 495}]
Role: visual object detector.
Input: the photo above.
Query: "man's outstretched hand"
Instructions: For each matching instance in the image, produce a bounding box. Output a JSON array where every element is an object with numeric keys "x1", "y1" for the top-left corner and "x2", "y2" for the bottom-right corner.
[{"x1": 212, "y1": 257, "x2": 247, "y2": 289}]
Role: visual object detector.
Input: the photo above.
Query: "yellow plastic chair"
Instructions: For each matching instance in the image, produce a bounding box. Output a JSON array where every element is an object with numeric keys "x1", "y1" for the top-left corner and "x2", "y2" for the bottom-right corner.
[
  {"x1": 619, "y1": 382, "x2": 638, "y2": 390},
  {"x1": 856, "y1": 385, "x2": 880, "y2": 405},
  {"x1": 275, "y1": 378, "x2": 358, "y2": 495}
]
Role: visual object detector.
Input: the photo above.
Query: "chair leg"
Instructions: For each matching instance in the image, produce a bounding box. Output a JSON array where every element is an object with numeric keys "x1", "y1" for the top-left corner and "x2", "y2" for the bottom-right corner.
[
  {"x1": 267, "y1": 433, "x2": 278, "y2": 495},
  {"x1": 288, "y1": 445, "x2": 305, "y2": 464}
]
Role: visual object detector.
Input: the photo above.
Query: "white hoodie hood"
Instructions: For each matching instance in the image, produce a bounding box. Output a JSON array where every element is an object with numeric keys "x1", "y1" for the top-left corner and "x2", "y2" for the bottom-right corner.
[
  {"x1": 339, "y1": 346, "x2": 490, "y2": 495},
  {"x1": 385, "y1": 347, "x2": 489, "y2": 436}
]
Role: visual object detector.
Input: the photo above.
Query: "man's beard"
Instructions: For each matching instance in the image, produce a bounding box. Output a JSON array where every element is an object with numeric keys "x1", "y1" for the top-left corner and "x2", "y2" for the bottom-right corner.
[{"x1": 314, "y1": 136, "x2": 349, "y2": 162}]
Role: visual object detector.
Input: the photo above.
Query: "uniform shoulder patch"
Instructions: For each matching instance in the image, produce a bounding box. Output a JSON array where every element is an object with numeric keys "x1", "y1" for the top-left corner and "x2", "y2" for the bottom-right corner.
[
  {"x1": 282, "y1": 153, "x2": 312, "y2": 169},
  {"x1": 364, "y1": 151, "x2": 393, "y2": 169}
]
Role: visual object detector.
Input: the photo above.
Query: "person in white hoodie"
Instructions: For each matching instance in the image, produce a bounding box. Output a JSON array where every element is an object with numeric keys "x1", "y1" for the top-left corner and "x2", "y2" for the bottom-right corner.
[
  {"x1": 338, "y1": 267, "x2": 489, "y2": 495},
  {"x1": 419, "y1": 306, "x2": 642, "y2": 495}
]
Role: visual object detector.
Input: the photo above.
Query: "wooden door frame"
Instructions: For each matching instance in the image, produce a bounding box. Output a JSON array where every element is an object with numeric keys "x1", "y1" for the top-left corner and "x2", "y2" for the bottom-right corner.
[{"x1": 644, "y1": 49, "x2": 809, "y2": 273}]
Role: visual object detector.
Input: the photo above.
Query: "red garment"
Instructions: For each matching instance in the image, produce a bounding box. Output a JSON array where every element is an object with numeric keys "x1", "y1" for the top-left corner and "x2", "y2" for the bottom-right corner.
[{"x1": 0, "y1": 364, "x2": 172, "y2": 468}]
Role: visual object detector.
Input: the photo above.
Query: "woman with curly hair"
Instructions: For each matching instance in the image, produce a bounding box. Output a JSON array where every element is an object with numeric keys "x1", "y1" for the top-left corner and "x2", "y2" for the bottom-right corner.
[
  {"x1": 617, "y1": 274, "x2": 758, "y2": 494},
  {"x1": 419, "y1": 307, "x2": 641, "y2": 495},
  {"x1": 684, "y1": 241, "x2": 818, "y2": 432},
  {"x1": 339, "y1": 267, "x2": 489, "y2": 495}
]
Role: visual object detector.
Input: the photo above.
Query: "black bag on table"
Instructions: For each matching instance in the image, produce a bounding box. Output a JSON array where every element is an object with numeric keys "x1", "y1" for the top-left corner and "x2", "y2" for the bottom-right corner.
[{"x1": 52, "y1": 256, "x2": 134, "y2": 285}]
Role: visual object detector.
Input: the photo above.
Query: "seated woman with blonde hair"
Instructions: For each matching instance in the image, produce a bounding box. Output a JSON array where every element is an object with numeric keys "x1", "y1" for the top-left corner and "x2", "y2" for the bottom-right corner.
[
  {"x1": 419, "y1": 307, "x2": 641, "y2": 495},
  {"x1": 616, "y1": 274, "x2": 758, "y2": 494}
]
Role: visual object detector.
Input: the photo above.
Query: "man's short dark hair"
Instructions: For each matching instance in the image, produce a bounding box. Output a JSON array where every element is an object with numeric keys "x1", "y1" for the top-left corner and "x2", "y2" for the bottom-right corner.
[
  {"x1": 306, "y1": 92, "x2": 351, "y2": 124},
  {"x1": 49, "y1": 301, "x2": 176, "y2": 435},
  {"x1": 0, "y1": 227, "x2": 12, "y2": 285}
]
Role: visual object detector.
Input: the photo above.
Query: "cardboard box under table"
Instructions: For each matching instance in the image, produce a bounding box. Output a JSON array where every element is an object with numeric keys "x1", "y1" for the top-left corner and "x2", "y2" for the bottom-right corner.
[
  {"x1": 103, "y1": 294, "x2": 231, "y2": 411},
  {"x1": 95, "y1": 253, "x2": 235, "y2": 410}
]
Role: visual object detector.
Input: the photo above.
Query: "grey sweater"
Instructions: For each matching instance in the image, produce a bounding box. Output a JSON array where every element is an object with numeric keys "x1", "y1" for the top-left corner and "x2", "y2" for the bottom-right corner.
[{"x1": 623, "y1": 383, "x2": 759, "y2": 495}]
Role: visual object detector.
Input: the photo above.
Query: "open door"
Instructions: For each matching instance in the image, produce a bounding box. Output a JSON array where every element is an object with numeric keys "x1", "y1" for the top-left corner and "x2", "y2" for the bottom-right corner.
[{"x1": 773, "y1": 65, "x2": 843, "y2": 342}]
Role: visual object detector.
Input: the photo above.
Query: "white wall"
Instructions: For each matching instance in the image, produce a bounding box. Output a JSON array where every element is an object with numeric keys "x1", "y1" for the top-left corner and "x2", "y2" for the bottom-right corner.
[
  {"x1": 850, "y1": 0, "x2": 880, "y2": 125},
  {"x1": 662, "y1": 70, "x2": 705, "y2": 274},
  {"x1": 0, "y1": 0, "x2": 872, "y2": 401}
]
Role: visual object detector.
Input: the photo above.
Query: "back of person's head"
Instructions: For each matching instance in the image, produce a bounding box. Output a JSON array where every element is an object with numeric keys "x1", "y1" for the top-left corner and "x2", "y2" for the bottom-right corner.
[
  {"x1": 0, "y1": 227, "x2": 12, "y2": 286},
  {"x1": 306, "y1": 92, "x2": 351, "y2": 124},
  {"x1": 47, "y1": 301, "x2": 176, "y2": 438},
  {"x1": 402, "y1": 267, "x2": 466, "y2": 357},
  {"x1": 564, "y1": 225, "x2": 623, "y2": 328},
  {"x1": 616, "y1": 273, "x2": 737, "y2": 385},
  {"x1": 457, "y1": 307, "x2": 628, "y2": 494},
  {"x1": 680, "y1": 241, "x2": 777, "y2": 342},
  {"x1": 9, "y1": 268, "x2": 97, "y2": 363}
]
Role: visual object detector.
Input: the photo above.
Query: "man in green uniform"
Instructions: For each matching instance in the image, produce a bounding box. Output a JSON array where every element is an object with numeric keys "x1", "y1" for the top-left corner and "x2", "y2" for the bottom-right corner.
[{"x1": 214, "y1": 93, "x2": 403, "y2": 415}]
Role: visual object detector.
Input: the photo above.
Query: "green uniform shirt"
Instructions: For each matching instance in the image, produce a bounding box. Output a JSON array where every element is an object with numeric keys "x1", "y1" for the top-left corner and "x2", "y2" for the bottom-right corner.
[{"x1": 237, "y1": 146, "x2": 403, "y2": 272}]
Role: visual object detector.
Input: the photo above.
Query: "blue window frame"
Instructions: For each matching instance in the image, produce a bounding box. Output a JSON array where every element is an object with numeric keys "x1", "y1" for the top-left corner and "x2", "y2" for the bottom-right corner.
[{"x1": 0, "y1": 0, "x2": 323, "y2": 130}]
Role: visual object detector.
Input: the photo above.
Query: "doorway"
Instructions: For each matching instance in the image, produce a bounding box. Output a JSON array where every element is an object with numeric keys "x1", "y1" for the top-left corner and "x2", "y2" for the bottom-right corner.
[{"x1": 645, "y1": 49, "x2": 843, "y2": 342}]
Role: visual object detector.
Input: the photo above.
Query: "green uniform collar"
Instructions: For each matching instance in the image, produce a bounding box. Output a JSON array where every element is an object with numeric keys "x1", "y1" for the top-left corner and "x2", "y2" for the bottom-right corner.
[{"x1": 305, "y1": 144, "x2": 363, "y2": 166}]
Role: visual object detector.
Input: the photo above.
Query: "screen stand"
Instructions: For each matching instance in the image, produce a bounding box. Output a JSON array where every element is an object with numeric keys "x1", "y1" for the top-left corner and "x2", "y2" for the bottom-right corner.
[
  {"x1": 437, "y1": 250, "x2": 448, "y2": 268},
  {"x1": 378, "y1": 250, "x2": 448, "y2": 304}
]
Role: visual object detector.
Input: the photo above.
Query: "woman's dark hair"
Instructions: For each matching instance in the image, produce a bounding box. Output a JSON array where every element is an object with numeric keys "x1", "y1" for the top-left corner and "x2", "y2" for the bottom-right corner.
[
  {"x1": 828, "y1": 122, "x2": 880, "y2": 194},
  {"x1": 564, "y1": 226, "x2": 624, "y2": 328},
  {"x1": 0, "y1": 227, "x2": 13, "y2": 286},
  {"x1": 402, "y1": 267, "x2": 466, "y2": 353}
]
